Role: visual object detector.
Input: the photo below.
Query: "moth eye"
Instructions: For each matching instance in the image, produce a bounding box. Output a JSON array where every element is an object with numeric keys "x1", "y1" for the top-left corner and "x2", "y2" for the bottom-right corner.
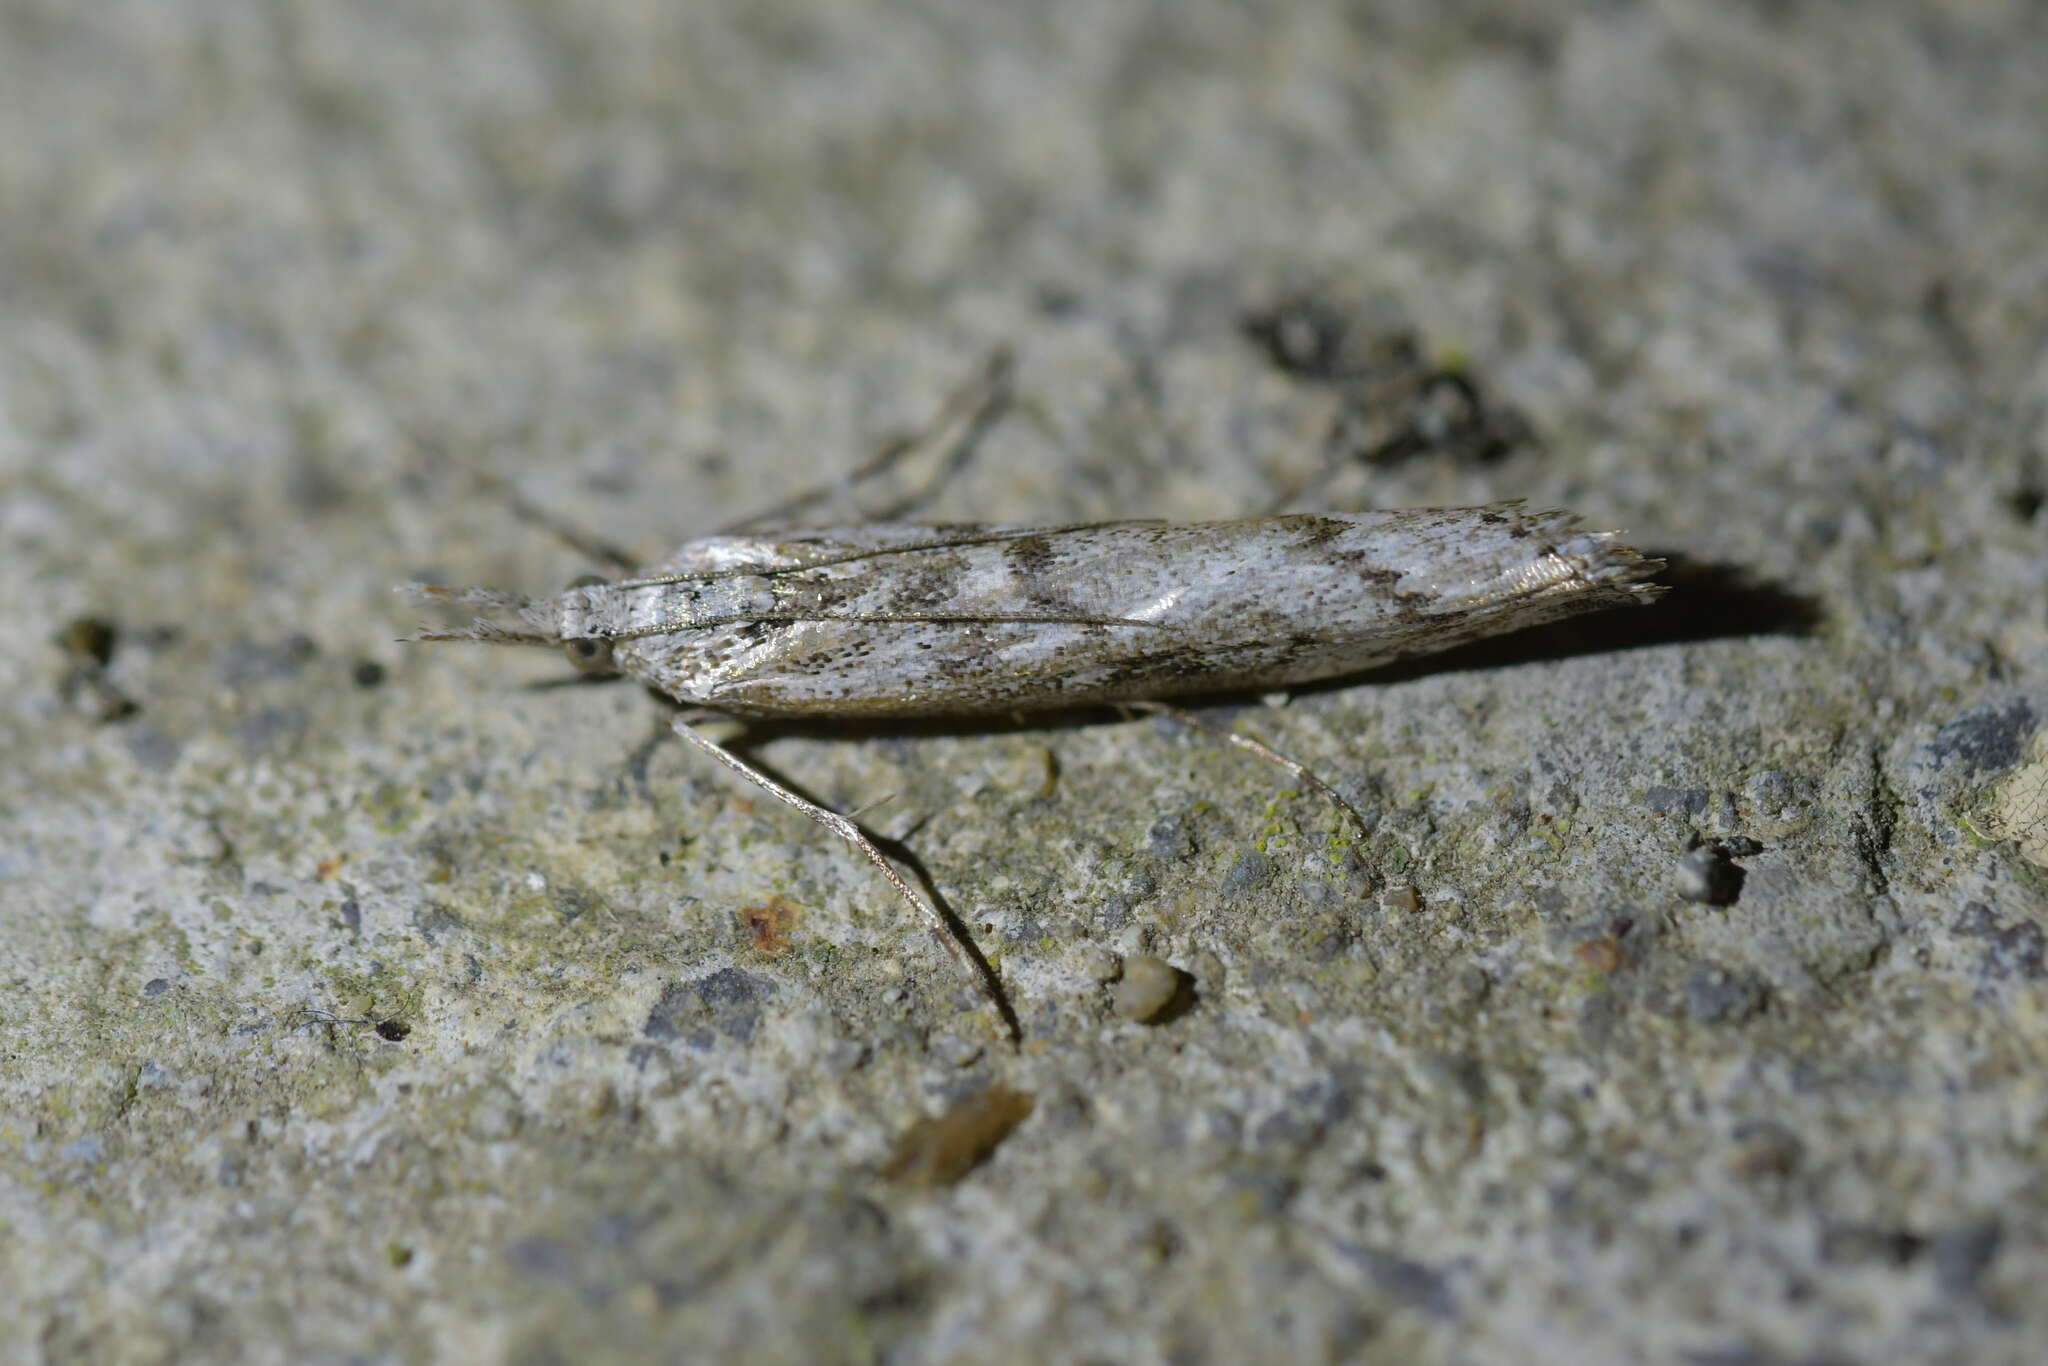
[
  {"x1": 565, "y1": 573, "x2": 608, "y2": 590},
  {"x1": 561, "y1": 637, "x2": 616, "y2": 673}
]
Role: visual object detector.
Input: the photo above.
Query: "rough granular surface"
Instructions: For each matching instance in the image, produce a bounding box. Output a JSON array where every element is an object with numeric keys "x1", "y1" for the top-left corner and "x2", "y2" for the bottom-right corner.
[{"x1": 3, "y1": 3, "x2": 2045, "y2": 1363}]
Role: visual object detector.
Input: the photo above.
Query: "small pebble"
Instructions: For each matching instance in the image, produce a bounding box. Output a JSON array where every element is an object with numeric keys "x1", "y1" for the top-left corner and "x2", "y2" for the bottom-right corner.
[
  {"x1": 57, "y1": 616, "x2": 119, "y2": 667},
  {"x1": 1113, "y1": 953, "x2": 1182, "y2": 1022},
  {"x1": 1674, "y1": 846, "x2": 1744, "y2": 906},
  {"x1": 1381, "y1": 884, "x2": 1423, "y2": 913}
]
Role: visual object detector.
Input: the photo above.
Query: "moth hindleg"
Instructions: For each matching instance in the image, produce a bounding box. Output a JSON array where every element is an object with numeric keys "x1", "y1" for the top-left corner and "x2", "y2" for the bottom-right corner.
[
  {"x1": 669, "y1": 714, "x2": 1017, "y2": 1041},
  {"x1": 497, "y1": 483, "x2": 640, "y2": 575},
  {"x1": 717, "y1": 346, "x2": 1014, "y2": 532}
]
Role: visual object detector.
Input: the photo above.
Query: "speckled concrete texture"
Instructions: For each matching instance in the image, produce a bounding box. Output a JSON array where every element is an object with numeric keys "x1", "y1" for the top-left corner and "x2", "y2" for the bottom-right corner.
[{"x1": 4, "y1": 3, "x2": 2046, "y2": 1363}]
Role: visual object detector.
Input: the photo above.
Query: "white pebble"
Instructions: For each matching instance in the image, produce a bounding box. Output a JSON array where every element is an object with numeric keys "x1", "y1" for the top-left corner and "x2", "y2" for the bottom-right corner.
[{"x1": 1113, "y1": 954, "x2": 1181, "y2": 1022}]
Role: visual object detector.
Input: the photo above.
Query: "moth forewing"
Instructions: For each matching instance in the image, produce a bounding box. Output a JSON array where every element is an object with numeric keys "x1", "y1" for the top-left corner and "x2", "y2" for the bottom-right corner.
[{"x1": 598, "y1": 506, "x2": 1660, "y2": 718}]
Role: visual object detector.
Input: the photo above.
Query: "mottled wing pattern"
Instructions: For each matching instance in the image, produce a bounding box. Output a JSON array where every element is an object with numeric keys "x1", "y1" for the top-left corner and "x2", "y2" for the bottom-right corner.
[{"x1": 609, "y1": 506, "x2": 1657, "y2": 719}]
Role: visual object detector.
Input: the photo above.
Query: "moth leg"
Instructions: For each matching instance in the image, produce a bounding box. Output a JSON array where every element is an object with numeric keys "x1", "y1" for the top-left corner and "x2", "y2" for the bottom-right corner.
[
  {"x1": 1127, "y1": 701, "x2": 1375, "y2": 846},
  {"x1": 669, "y1": 714, "x2": 1017, "y2": 1041},
  {"x1": 719, "y1": 347, "x2": 1014, "y2": 532},
  {"x1": 493, "y1": 482, "x2": 640, "y2": 575}
]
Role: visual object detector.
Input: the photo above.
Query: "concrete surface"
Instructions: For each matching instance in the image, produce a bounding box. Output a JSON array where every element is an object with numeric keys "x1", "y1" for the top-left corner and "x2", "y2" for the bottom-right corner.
[{"x1": 3, "y1": 2, "x2": 2046, "y2": 1362}]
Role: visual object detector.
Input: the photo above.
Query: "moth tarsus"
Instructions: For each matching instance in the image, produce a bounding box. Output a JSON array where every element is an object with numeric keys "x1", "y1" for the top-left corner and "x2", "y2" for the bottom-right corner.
[{"x1": 669, "y1": 713, "x2": 1020, "y2": 1040}]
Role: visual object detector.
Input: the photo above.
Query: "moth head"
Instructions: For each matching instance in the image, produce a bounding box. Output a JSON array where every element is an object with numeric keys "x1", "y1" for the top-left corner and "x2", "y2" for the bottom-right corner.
[
  {"x1": 398, "y1": 574, "x2": 621, "y2": 677},
  {"x1": 555, "y1": 574, "x2": 618, "y2": 674}
]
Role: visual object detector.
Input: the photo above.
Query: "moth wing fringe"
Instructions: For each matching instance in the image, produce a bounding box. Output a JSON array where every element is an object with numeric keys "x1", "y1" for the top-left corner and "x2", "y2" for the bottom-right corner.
[{"x1": 1514, "y1": 506, "x2": 1667, "y2": 601}]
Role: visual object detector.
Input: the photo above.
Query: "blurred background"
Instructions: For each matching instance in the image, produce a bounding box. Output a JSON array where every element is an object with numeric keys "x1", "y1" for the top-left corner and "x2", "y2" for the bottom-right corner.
[{"x1": 3, "y1": 2, "x2": 2045, "y2": 1362}]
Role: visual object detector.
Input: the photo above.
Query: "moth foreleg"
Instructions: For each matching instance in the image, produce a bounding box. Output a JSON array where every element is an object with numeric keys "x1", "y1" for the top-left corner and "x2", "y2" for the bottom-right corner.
[
  {"x1": 478, "y1": 476, "x2": 640, "y2": 574},
  {"x1": 717, "y1": 346, "x2": 1013, "y2": 532},
  {"x1": 669, "y1": 715, "x2": 1017, "y2": 1041}
]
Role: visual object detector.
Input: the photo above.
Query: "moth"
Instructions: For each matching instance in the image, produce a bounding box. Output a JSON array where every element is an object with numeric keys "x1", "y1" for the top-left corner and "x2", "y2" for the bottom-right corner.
[{"x1": 409, "y1": 503, "x2": 1662, "y2": 1036}]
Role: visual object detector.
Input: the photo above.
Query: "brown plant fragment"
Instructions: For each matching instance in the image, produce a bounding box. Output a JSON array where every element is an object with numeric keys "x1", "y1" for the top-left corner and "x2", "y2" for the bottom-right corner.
[
  {"x1": 1575, "y1": 937, "x2": 1626, "y2": 974},
  {"x1": 738, "y1": 896, "x2": 802, "y2": 954},
  {"x1": 882, "y1": 1085, "x2": 1035, "y2": 1188}
]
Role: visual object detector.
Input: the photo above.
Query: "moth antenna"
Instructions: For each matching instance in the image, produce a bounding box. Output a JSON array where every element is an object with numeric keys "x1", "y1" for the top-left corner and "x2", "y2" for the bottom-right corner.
[
  {"x1": 395, "y1": 582, "x2": 530, "y2": 610},
  {"x1": 408, "y1": 623, "x2": 558, "y2": 646}
]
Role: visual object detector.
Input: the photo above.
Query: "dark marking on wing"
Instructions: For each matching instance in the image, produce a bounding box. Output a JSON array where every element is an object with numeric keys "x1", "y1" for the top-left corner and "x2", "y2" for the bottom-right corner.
[
  {"x1": 1298, "y1": 517, "x2": 1355, "y2": 548},
  {"x1": 870, "y1": 563, "x2": 959, "y2": 613},
  {"x1": 1004, "y1": 534, "x2": 1058, "y2": 578}
]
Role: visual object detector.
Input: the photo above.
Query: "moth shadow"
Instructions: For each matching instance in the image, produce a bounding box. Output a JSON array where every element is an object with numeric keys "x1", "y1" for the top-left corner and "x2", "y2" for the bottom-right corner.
[
  {"x1": 1143, "y1": 967, "x2": 1202, "y2": 1027},
  {"x1": 1309, "y1": 554, "x2": 1822, "y2": 691}
]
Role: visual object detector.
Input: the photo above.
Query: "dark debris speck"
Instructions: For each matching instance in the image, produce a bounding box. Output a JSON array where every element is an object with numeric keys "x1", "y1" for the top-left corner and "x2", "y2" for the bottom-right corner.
[
  {"x1": 1674, "y1": 844, "x2": 1747, "y2": 906},
  {"x1": 2007, "y1": 485, "x2": 2045, "y2": 523},
  {"x1": 1240, "y1": 296, "x2": 1359, "y2": 382},
  {"x1": 57, "y1": 616, "x2": 119, "y2": 667}
]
